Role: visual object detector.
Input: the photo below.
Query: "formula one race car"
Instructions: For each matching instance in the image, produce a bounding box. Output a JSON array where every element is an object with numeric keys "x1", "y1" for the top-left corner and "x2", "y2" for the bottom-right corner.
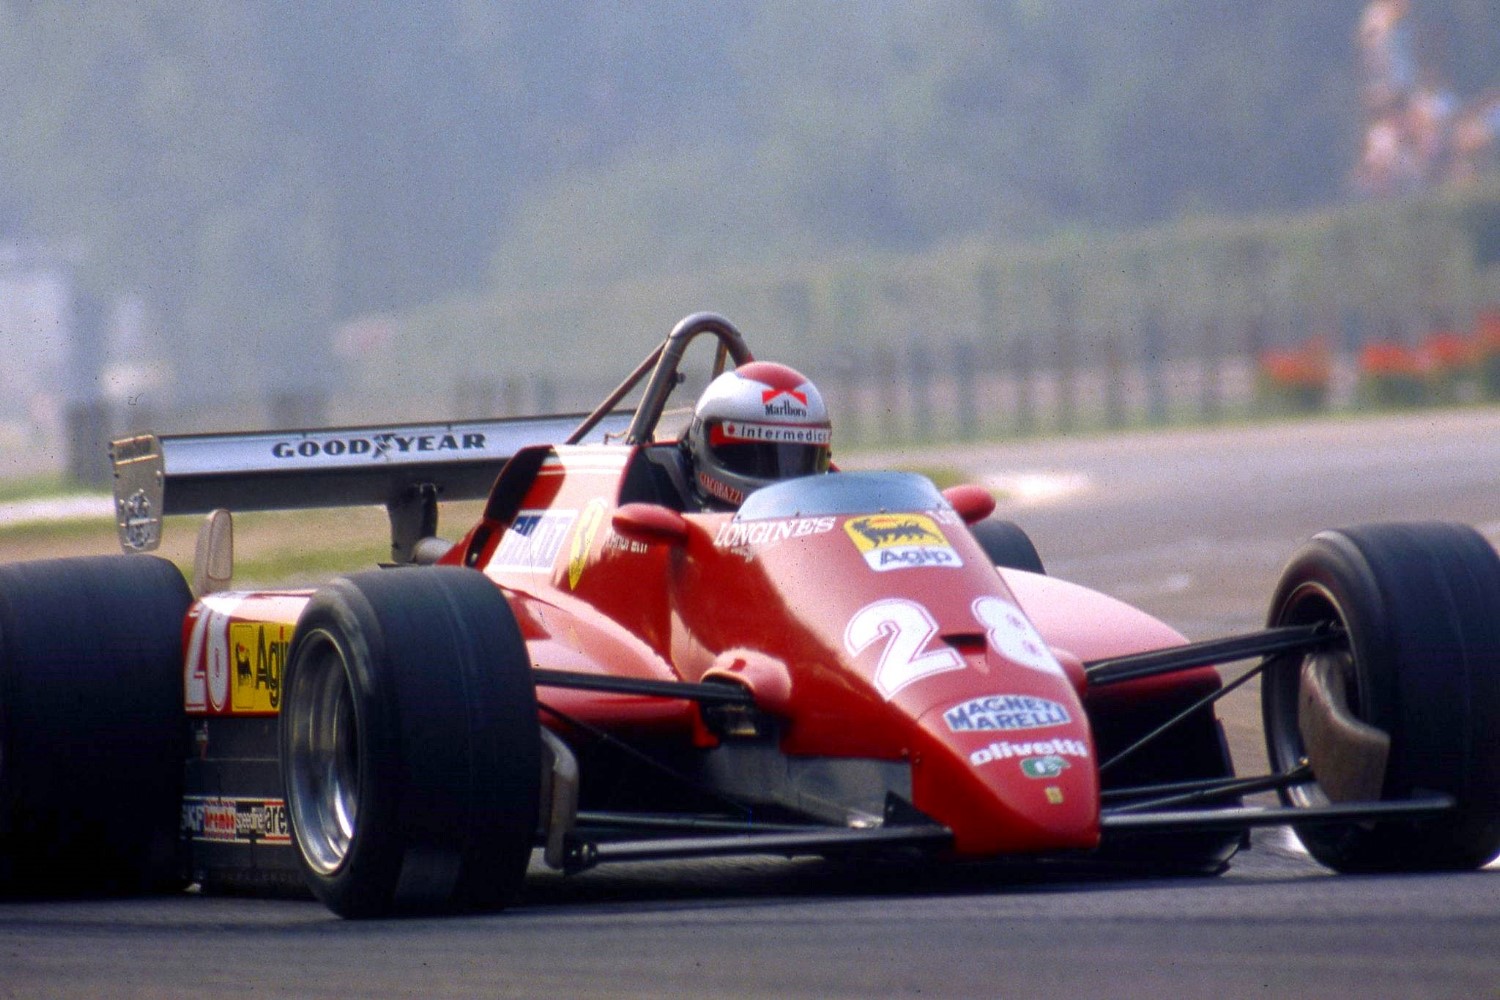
[{"x1": 2, "y1": 313, "x2": 1497, "y2": 917}]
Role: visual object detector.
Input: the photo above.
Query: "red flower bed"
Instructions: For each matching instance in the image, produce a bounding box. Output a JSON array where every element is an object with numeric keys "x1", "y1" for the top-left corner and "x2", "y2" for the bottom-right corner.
[
  {"x1": 1477, "y1": 310, "x2": 1500, "y2": 399},
  {"x1": 1358, "y1": 340, "x2": 1428, "y2": 407},
  {"x1": 1256, "y1": 337, "x2": 1331, "y2": 412}
]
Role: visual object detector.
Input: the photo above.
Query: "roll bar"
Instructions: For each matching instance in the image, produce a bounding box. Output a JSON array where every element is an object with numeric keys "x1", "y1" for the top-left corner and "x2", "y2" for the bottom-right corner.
[{"x1": 567, "y1": 312, "x2": 754, "y2": 446}]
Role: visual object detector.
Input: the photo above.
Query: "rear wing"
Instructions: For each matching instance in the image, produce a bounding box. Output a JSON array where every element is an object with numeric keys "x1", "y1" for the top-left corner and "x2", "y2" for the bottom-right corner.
[{"x1": 110, "y1": 412, "x2": 632, "y2": 562}]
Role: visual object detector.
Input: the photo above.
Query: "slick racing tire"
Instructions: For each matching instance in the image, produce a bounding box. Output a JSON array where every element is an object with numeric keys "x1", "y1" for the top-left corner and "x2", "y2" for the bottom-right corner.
[
  {"x1": 281, "y1": 567, "x2": 540, "y2": 918},
  {"x1": 0, "y1": 556, "x2": 191, "y2": 896},
  {"x1": 970, "y1": 518, "x2": 1045, "y2": 575},
  {"x1": 1262, "y1": 523, "x2": 1500, "y2": 872}
]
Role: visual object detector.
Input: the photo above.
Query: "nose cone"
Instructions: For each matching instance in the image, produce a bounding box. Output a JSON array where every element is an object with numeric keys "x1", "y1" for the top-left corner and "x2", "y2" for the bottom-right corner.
[{"x1": 903, "y1": 651, "x2": 1101, "y2": 857}]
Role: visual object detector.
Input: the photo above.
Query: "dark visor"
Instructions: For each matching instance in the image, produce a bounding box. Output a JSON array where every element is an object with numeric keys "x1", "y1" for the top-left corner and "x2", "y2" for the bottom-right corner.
[{"x1": 711, "y1": 441, "x2": 829, "y2": 479}]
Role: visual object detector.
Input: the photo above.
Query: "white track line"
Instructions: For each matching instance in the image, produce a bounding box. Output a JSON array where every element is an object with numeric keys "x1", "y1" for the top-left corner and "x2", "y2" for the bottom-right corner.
[{"x1": 0, "y1": 495, "x2": 112, "y2": 527}]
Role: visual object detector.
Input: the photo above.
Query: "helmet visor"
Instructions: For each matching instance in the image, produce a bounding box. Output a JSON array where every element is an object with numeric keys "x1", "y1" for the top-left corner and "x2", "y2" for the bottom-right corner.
[{"x1": 711, "y1": 441, "x2": 830, "y2": 481}]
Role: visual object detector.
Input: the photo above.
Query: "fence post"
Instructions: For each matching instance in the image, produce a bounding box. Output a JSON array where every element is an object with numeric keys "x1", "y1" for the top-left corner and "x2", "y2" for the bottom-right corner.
[
  {"x1": 952, "y1": 339, "x2": 978, "y2": 441},
  {"x1": 1054, "y1": 314, "x2": 1077, "y2": 434},
  {"x1": 1244, "y1": 310, "x2": 1269, "y2": 416},
  {"x1": 63, "y1": 400, "x2": 110, "y2": 488},
  {"x1": 1143, "y1": 304, "x2": 1168, "y2": 425},
  {"x1": 828, "y1": 356, "x2": 861, "y2": 450},
  {"x1": 907, "y1": 337, "x2": 932, "y2": 442},
  {"x1": 268, "y1": 390, "x2": 328, "y2": 430},
  {"x1": 502, "y1": 375, "x2": 527, "y2": 417},
  {"x1": 1200, "y1": 315, "x2": 1222, "y2": 421},
  {"x1": 455, "y1": 378, "x2": 496, "y2": 419},
  {"x1": 1103, "y1": 335, "x2": 1126, "y2": 428},
  {"x1": 873, "y1": 345, "x2": 899, "y2": 446},
  {"x1": 63, "y1": 290, "x2": 109, "y2": 487},
  {"x1": 1011, "y1": 333, "x2": 1035, "y2": 436},
  {"x1": 533, "y1": 374, "x2": 558, "y2": 415}
]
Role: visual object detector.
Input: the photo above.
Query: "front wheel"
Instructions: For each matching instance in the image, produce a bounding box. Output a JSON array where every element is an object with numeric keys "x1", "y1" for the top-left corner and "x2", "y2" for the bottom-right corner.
[
  {"x1": 281, "y1": 567, "x2": 541, "y2": 917},
  {"x1": 970, "y1": 518, "x2": 1045, "y2": 574},
  {"x1": 1262, "y1": 522, "x2": 1500, "y2": 871}
]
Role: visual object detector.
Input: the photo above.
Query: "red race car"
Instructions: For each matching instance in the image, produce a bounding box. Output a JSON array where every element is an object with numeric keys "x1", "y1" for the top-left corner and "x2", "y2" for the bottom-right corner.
[{"x1": 2, "y1": 312, "x2": 1497, "y2": 917}]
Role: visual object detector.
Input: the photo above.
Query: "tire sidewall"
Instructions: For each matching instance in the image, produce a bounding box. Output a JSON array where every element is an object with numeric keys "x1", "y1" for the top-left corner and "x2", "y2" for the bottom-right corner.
[
  {"x1": 1264, "y1": 524, "x2": 1500, "y2": 870},
  {"x1": 282, "y1": 579, "x2": 403, "y2": 917},
  {"x1": 281, "y1": 567, "x2": 540, "y2": 917},
  {"x1": 0, "y1": 555, "x2": 191, "y2": 895}
]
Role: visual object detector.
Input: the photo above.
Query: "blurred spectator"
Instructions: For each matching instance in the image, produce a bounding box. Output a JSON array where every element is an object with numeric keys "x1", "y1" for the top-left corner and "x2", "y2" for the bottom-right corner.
[
  {"x1": 1449, "y1": 91, "x2": 1500, "y2": 184},
  {"x1": 1355, "y1": 110, "x2": 1420, "y2": 197},
  {"x1": 1353, "y1": 1, "x2": 1498, "y2": 195},
  {"x1": 1358, "y1": 0, "x2": 1416, "y2": 113},
  {"x1": 1406, "y1": 71, "x2": 1458, "y2": 182}
]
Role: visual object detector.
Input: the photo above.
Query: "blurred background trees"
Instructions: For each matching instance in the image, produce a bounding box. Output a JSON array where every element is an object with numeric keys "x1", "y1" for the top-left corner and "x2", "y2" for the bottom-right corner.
[{"x1": 2, "y1": 1, "x2": 1499, "y2": 438}]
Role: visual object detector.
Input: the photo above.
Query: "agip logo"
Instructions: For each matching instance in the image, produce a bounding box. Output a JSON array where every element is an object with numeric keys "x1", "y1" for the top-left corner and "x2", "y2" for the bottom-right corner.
[
  {"x1": 844, "y1": 514, "x2": 962, "y2": 572},
  {"x1": 230, "y1": 622, "x2": 290, "y2": 713}
]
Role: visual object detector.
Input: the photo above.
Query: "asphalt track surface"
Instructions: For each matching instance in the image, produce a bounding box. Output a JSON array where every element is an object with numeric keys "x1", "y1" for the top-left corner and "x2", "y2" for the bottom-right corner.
[{"x1": 5, "y1": 409, "x2": 1500, "y2": 999}]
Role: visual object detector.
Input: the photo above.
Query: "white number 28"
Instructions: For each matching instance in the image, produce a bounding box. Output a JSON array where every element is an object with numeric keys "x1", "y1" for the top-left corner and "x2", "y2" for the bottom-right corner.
[{"x1": 844, "y1": 595, "x2": 1062, "y2": 700}]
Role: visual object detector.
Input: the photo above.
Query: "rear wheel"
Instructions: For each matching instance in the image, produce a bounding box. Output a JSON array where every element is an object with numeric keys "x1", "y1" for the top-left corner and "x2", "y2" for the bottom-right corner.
[
  {"x1": 0, "y1": 556, "x2": 191, "y2": 895},
  {"x1": 1262, "y1": 523, "x2": 1500, "y2": 871},
  {"x1": 281, "y1": 567, "x2": 540, "y2": 917}
]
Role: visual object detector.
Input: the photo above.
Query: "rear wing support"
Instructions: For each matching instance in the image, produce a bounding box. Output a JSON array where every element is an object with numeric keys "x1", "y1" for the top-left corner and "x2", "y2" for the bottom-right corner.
[{"x1": 110, "y1": 413, "x2": 632, "y2": 563}]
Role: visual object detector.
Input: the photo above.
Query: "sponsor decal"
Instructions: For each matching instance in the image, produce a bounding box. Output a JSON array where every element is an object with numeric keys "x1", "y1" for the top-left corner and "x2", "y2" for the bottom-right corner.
[
  {"x1": 698, "y1": 472, "x2": 745, "y2": 507},
  {"x1": 1020, "y1": 755, "x2": 1070, "y2": 779},
  {"x1": 181, "y1": 796, "x2": 291, "y2": 845},
  {"x1": 714, "y1": 515, "x2": 837, "y2": 550},
  {"x1": 971, "y1": 596, "x2": 1065, "y2": 678},
  {"x1": 715, "y1": 421, "x2": 831, "y2": 445},
  {"x1": 967, "y1": 737, "x2": 1090, "y2": 767},
  {"x1": 603, "y1": 532, "x2": 649, "y2": 555},
  {"x1": 489, "y1": 510, "x2": 577, "y2": 572},
  {"x1": 229, "y1": 622, "x2": 289, "y2": 713},
  {"x1": 1045, "y1": 787, "x2": 1065, "y2": 805},
  {"x1": 269, "y1": 432, "x2": 488, "y2": 461},
  {"x1": 761, "y1": 385, "x2": 810, "y2": 418},
  {"x1": 844, "y1": 514, "x2": 962, "y2": 572},
  {"x1": 567, "y1": 499, "x2": 607, "y2": 589},
  {"x1": 944, "y1": 694, "x2": 1071, "y2": 732}
]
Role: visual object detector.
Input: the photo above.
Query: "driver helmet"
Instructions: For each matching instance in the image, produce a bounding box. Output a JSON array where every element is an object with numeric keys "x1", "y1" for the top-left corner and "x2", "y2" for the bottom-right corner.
[{"x1": 684, "y1": 361, "x2": 832, "y2": 507}]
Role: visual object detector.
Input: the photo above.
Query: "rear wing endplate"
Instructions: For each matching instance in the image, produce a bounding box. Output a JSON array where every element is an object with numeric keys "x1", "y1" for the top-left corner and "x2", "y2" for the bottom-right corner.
[{"x1": 110, "y1": 412, "x2": 632, "y2": 561}]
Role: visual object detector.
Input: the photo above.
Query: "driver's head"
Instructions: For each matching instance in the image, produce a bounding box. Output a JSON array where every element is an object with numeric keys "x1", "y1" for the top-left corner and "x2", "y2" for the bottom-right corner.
[{"x1": 683, "y1": 361, "x2": 832, "y2": 508}]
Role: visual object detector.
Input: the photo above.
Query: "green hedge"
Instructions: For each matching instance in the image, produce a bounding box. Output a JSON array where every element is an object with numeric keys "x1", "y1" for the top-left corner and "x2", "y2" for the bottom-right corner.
[{"x1": 366, "y1": 179, "x2": 1500, "y2": 423}]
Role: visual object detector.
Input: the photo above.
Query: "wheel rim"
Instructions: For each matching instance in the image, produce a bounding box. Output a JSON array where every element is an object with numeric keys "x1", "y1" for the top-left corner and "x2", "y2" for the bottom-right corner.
[
  {"x1": 1265, "y1": 581, "x2": 1364, "y2": 808},
  {"x1": 285, "y1": 629, "x2": 361, "y2": 876}
]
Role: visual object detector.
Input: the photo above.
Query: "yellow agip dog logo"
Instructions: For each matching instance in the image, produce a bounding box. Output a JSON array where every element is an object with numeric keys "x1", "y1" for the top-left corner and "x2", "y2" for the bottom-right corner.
[{"x1": 844, "y1": 513, "x2": 962, "y2": 572}]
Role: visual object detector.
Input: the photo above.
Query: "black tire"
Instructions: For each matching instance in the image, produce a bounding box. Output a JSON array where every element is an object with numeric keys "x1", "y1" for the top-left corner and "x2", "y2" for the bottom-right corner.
[
  {"x1": 0, "y1": 555, "x2": 191, "y2": 895},
  {"x1": 1262, "y1": 523, "x2": 1500, "y2": 871},
  {"x1": 970, "y1": 519, "x2": 1045, "y2": 574},
  {"x1": 280, "y1": 567, "x2": 540, "y2": 918}
]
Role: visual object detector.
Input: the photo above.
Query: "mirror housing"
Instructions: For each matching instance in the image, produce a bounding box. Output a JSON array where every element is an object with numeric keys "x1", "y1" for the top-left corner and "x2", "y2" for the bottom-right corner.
[
  {"x1": 612, "y1": 503, "x2": 690, "y2": 545},
  {"x1": 942, "y1": 484, "x2": 997, "y2": 524}
]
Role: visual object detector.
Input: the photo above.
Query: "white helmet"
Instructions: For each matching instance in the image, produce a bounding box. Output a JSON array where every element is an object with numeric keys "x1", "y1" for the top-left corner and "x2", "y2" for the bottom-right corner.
[{"x1": 684, "y1": 361, "x2": 832, "y2": 507}]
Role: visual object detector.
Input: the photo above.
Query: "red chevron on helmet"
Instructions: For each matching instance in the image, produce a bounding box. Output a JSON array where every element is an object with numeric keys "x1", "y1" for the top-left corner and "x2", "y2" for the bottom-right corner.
[{"x1": 685, "y1": 362, "x2": 832, "y2": 507}]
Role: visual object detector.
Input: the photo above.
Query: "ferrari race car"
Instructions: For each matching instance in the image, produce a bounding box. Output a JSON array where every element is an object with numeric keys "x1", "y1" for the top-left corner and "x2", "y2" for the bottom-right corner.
[{"x1": 2, "y1": 312, "x2": 1498, "y2": 918}]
